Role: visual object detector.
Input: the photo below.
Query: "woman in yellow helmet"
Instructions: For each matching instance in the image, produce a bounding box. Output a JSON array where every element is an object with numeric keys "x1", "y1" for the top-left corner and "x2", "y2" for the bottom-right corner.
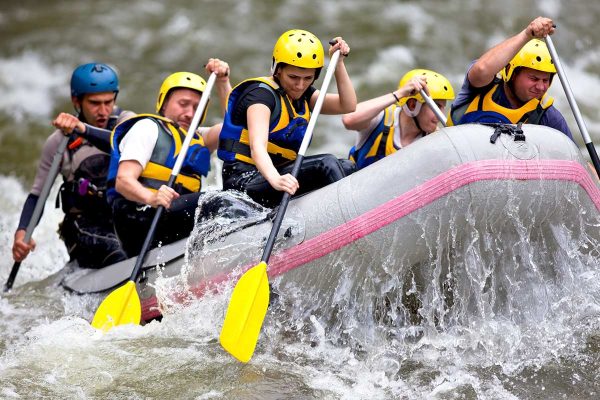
[
  {"x1": 218, "y1": 29, "x2": 357, "y2": 208},
  {"x1": 448, "y1": 16, "x2": 572, "y2": 140},
  {"x1": 108, "y1": 59, "x2": 231, "y2": 256},
  {"x1": 344, "y1": 69, "x2": 454, "y2": 170}
]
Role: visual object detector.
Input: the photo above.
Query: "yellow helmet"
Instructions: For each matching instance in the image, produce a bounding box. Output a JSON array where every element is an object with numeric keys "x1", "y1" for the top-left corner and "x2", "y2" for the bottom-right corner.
[
  {"x1": 271, "y1": 29, "x2": 324, "y2": 74},
  {"x1": 396, "y1": 69, "x2": 455, "y2": 107},
  {"x1": 501, "y1": 39, "x2": 556, "y2": 82},
  {"x1": 156, "y1": 72, "x2": 207, "y2": 113}
]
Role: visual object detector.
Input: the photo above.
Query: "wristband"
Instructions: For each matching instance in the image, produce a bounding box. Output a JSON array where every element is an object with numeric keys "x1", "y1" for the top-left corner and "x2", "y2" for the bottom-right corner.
[{"x1": 392, "y1": 92, "x2": 400, "y2": 103}]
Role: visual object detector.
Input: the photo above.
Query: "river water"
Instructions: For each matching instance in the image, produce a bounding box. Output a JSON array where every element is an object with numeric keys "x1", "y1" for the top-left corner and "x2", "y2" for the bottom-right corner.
[{"x1": 2, "y1": 0, "x2": 600, "y2": 398}]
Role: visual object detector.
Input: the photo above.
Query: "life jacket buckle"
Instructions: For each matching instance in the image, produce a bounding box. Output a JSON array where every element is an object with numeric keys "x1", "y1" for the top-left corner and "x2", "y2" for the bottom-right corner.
[{"x1": 77, "y1": 178, "x2": 103, "y2": 198}]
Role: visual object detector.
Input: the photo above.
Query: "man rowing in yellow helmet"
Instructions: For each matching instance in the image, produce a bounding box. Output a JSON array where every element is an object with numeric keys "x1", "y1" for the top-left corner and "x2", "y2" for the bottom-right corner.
[
  {"x1": 218, "y1": 29, "x2": 357, "y2": 208},
  {"x1": 344, "y1": 69, "x2": 454, "y2": 170},
  {"x1": 448, "y1": 16, "x2": 573, "y2": 140},
  {"x1": 107, "y1": 59, "x2": 231, "y2": 256}
]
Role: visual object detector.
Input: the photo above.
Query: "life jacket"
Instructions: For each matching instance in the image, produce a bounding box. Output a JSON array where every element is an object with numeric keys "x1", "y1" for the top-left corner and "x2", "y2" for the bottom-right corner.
[
  {"x1": 349, "y1": 105, "x2": 400, "y2": 170},
  {"x1": 106, "y1": 114, "x2": 210, "y2": 204},
  {"x1": 448, "y1": 83, "x2": 554, "y2": 126},
  {"x1": 218, "y1": 77, "x2": 311, "y2": 167},
  {"x1": 57, "y1": 107, "x2": 124, "y2": 215}
]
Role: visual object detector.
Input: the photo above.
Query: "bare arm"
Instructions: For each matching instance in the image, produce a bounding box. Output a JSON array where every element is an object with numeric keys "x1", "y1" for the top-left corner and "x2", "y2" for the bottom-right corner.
[
  {"x1": 205, "y1": 58, "x2": 232, "y2": 116},
  {"x1": 468, "y1": 16, "x2": 555, "y2": 88},
  {"x1": 202, "y1": 122, "x2": 222, "y2": 153},
  {"x1": 342, "y1": 93, "x2": 391, "y2": 131},
  {"x1": 247, "y1": 104, "x2": 298, "y2": 195},
  {"x1": 316, "y1": 37, "x2": 357, "y2": 115},
  {"x1": 343, "y1": 76, "x2": 428, "y2": 131},
  {"x1": 115, "y1": 160, "x2": 179, "y2": 208}
]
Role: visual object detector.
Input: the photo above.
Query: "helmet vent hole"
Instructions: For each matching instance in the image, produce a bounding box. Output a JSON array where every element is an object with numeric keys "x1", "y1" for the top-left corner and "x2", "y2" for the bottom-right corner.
[
  {"x1": 312, "y1": 54, "x2": 317, "y2": 59},
  {"x1": 186, "y1": 77, "x2": 191, "y2": 81},
  {"x1": 536, "y1": 56, "x2": 542, "y2": 62},
  {"x1": 297, "y1": 52, "x2": 302, "y2": 58}
]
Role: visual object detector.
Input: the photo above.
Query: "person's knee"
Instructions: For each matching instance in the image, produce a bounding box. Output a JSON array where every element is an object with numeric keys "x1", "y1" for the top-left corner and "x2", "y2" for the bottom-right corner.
[
  {"x1": 315, "y1": 154, "x2": 347, "y2": 180},
  {"x1": 338, "y1": 158, "x2": 356, "y2": 176}
]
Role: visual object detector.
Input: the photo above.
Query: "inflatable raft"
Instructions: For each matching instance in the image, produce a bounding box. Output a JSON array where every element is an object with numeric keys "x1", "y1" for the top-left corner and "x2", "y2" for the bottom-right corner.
[{"x1": 62, "y1": 123, "x2": 600, "y2": 322}]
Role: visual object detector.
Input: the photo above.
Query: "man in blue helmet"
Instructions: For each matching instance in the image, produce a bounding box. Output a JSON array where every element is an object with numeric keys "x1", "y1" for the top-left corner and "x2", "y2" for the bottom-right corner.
[{"x1": 12, "y1": 63, "x2": 133, "y2": 268}]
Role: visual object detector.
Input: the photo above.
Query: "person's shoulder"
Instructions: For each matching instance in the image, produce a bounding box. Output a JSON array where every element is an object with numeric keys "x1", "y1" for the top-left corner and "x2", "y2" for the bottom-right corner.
[
  {"x1": 43, "y1": 129, "x2": 64, "y2": 148},
  {"x1": 130, "y1": 117, "x2": 160, "y2": 131},
  {"x1": 238, "y1": 81, "x2": 277, "y2": 108},
  {"x1": 116, "y1": 109, "x2": 137, "y2": 123},
  {"x1": 541, "y1": 105, "x2": 573, "y2": 138},
  {"x1": 245, "y1": 81, "x2": 276, "y2": 97},
  {"x1": 543, "y1": 105, "x2": 568, "y2": 123}
]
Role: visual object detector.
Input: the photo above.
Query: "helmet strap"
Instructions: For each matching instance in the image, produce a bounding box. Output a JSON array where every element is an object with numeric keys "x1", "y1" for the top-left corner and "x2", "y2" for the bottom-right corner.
[
  {"x1": 271, "y1": 62, "x2": 282, "y2": 76},
  {"x1": 401, "y1": 100, "x2": 422, "y2": 118},
  {"x1": 401, "y1": 101, "x2": 426, "y2": 137},
  {"x1": 72, "y1": 96, "x2": 83, "y2": 117}
]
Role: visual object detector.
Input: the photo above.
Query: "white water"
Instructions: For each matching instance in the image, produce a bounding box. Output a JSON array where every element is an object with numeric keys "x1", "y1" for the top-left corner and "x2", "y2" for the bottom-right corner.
[{"x1": 2, "y1": 0, "x2": 600, "y2": 398}]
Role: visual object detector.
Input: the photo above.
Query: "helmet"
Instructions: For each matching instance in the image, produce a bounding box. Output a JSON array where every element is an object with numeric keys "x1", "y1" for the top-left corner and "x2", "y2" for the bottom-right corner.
[
  {"x1": 156, "y1": 72, "x2": 207, "y2": 113},
  {"x1": 271, "y1": 29, "x2": 324, "y2": 74},
  {"x1": 70, "y1": 63, "x2": 119, "y2": 98},
  {"x1": 501, "y1": 39, "x2": 556, "y2": 82},
  {"x1": 397, "y1": 69, "x2": 455, "y2": 107}
]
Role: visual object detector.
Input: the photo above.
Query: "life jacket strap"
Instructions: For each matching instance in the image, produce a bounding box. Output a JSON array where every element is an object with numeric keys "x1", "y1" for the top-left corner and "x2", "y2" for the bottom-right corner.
[{"x1": 488, "y1": 122, "x2": 525, "y2": 144}]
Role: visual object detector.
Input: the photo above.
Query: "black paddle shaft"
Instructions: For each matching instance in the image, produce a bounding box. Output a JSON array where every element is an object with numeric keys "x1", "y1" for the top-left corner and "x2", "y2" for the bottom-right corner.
[
  {"x1": 545, "y1": 35, "x2": 600, "y2": 178},
  {"x1": 124, "y1": 73, "x2": 217, "y2": 284},
  {"x1": 259, "y1": 50, "x2": 342, "y2": 264},
  {"x1": 4, "y1": 134, "x2": 70, "y2": 292},
  {"x1": 4, "y1": 262, "x2": 22, "y2": 292},
  {"x1": 260, "y1": 154, "x2": 304, "y2": 263},
  {"x1": 127, "y1": 174, "x2": 176, "y2": 283}
]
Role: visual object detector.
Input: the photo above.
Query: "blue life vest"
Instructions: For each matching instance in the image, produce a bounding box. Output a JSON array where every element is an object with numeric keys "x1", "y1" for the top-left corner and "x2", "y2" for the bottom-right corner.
[
  {"x1": 449, "y1": 83, "x2": 553, "y2": 126},
  {"x1": 218, "y1": 77, "x2": 311, "y2": 167},
  {"x1": 349, "y1": 105, "x2": 400, "y2": 170},
  {"x1": 107, "y1": 114, "x2": 210, "y2": 204}
]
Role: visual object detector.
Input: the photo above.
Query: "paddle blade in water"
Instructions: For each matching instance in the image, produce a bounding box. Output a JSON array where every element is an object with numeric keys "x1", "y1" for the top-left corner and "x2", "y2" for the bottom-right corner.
[
  {"x1": 220, "y1": 261, "x2": 270, "y2": 363},
  {"x1": 91, "y1": 281, "x2": 141, "y2": 332}
]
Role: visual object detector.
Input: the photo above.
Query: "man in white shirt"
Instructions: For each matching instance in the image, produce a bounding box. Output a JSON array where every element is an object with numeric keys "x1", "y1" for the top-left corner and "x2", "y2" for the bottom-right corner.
[{"x1": 107, "y1": 59, "x2": 230, "y2": 256}]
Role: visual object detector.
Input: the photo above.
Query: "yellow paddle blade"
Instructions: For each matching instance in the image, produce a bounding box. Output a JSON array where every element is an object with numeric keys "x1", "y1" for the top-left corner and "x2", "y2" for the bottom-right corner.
[
  {"x1": 91, "y1": 281, "x2": 141, "y2": 332},
  {"x1": 220, "y1": 261, "x2": 270, "y2": 363}
]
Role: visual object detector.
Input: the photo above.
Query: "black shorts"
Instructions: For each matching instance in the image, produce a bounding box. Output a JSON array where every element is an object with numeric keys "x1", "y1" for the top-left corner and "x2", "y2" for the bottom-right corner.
[
  {"x1": 60, "y1": 212, "x2": 127, "y2": 268},
  {"x1": 111, "y1": 192, "x2": 202, "y2": 257}
]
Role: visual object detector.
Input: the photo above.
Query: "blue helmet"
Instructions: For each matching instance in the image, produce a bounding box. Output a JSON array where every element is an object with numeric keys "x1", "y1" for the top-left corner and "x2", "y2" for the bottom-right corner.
[{"x1": 70, "y1": 63, "x2": 119, "y2": 98}]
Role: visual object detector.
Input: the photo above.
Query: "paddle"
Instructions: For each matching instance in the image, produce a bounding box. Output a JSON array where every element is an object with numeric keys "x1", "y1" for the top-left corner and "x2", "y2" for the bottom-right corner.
[
  {"x1": 419, "y1": 89, "x2": 448, "y2": 127},
  {"x1": 91, "y1": 72, "x2": 217, "y2": 331},
  {"x1": 4, "y1": 134, "x2": 70, "y2": 292},
  {"x1": 220, "y1": 49, "x2": 342, "y2": 363},
  {"x1": 544, "y1": 35, "x2": 600, "y2": 178}
]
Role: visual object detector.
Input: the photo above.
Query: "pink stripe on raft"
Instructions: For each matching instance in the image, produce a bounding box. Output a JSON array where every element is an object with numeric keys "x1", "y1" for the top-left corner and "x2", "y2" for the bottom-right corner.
[
  {"x1": 266, "y1": 160, "x2": 600, "y2": 277},
  {"x1": 141, "y1": 159, "x2": 600, "y2": 320}
]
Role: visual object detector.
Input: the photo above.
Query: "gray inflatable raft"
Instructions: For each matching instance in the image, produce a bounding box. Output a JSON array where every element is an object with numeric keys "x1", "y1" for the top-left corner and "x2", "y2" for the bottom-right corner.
[{"x1": 62, "y1": 124, "x2": 600, "y2": 322}]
